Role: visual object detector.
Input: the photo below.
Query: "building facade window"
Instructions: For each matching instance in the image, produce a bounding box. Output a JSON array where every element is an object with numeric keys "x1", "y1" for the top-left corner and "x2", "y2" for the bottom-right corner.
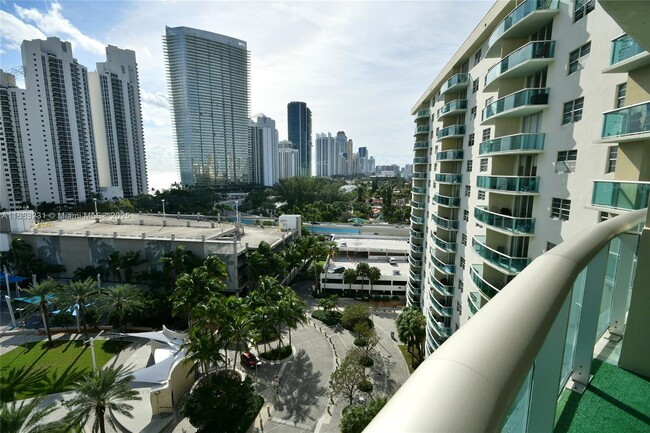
[
  {"x1": 562, "y1": 97, "x2": 584, "y2": 124},
  {"x1": 458, "y1": 280, "x2": 464, "y2": 293},
  {"x1": 478, "y1": 190, "x2": 486, "y2": 200},
  {"x1": 606, "y1": 146, "x2": 618, "y2": 173},
  {"x1": 556, "y1": 150, "x2": 578, "y2": 173},
  {"x1": 568, "y1": 42, "x2": 591, "y2": 74},
  {"x1": 460, "y1": 257, "x2": 465, "y2": 269},
  {"x1": 467, "y1": 160, "x2": 473, "y2": 172},
  {"x1": 462, "y1": 233, "x2": 467, "y2": 245},
  {"x1": 471, "y1": 106, "x2": 477, "y2": 120},
  {"x1": 616, "y1": 83, "x2": 627, "y2": 108},
  {"x1": 468, "y1": 133, "x2": 475, "y2": 147},
  {"x1": 574, "y1": 0, "x2": 595, "y2": 22},
  {"x1": 465, "y1": 185, "x2": 471, "y2": 197},
  {"x1": 474, "y1": 49, "x2": 482, "y2": 65},
  {"x1": 472, "y1": 78, "x2": 479, "y2": 93},
  {"x1": 463, "y1": 209, "x2": 469, "y2": 222},
  {"x1": 480, "y1": 158, "x2": 488, "y2": 172},
  {"x1": 551, "y1": 198, "x2": 571, "y2": 221},
  {"x1": 482, "y1": 128, "x2": 491, "y2": 142}
]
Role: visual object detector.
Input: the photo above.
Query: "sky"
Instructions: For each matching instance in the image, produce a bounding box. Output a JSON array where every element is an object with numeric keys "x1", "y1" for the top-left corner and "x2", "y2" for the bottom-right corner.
[{"x1": 0, "y1": 0, "x2": 494, "y2": 192}]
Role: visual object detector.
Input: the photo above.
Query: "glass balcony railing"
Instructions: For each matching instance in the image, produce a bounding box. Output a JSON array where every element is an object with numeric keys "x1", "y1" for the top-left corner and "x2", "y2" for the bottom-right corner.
[
  {"x1": 601, "y1": 102, "x2": 650, "y2": 139},
  {"x1": 407, "y1": 281, "x2": 420, "y2": 297},
  {"x1": 476, "y1": 175, "x2": 539, "y2": 193},
  {"x1": 410, "y1": 256, "x2": 423, "y2": 268},
  {"x1": 474, "y1": 206, "x2": 536, "y2": 234},
  {"x1": 468, "y1": 292, "x2": 481, "y2": 315},
  {"x1": 410, "y1": 270, "x2": 422, "y2": 282},
  {"x1": 592, "y1": 180, "x2": 650, "y2": 211},
  {"x1": 431, "y1": 254, "x2": 456, "y2": 275},
  {"x1": 414, "y1": 125, "x2": 430, "y2": 135},
  {"x1": 470, "y1": 264, "x2": 502, "y2": 300},
  {"x1": 412, "y1": 186, "x2": 427, "y2": 194},
  {"x1": 431, "y1": 213, "x2": 459, "y2": 230},
  {"x1": 409, "y1": 276, "x2": 421, "y2": 289},
  {"x1": 415, "y1": 108, "x2": 431, "y2": 120},
  {"x1": 482, "y1": 88, "x2": 550, "y2": 122},
  {"x1": 411, "y1": 215, "x2": 425, "y2": 225},
  {"x1": 473, "y1": 235, "x2": 531, "y2": 274},
  {"x1": 488, "y1": 0, "x2": 559, "y2": 50},
  {"x1": 437, "y1": 99, "x2": 468, "y2": 118},
  {"x1": 411, "y1": 244, "x2": 424, "y2": 254},
  {"x1": 430, "y1": 293, "x2": 454, "y2": 317},
  {"x1": 412, "y1": 172, "x2": 426, "y2": 179},
  {"x1": 413, "y1": 141, "x2": 429, "y2": 150},
  {"x1": 479, "y1": 133, "x2": 545, "y2": 156},
  {"x1": 432, "y1": 232, "x2": 457, "y2": 252},
  {"x1": 431, "y1": 274, "x2": 454, "y2": 297},
  {"x1": 436, "y1": 150, "x2": 464, "y2": 161},
  {"x1": 437, "y1": 124, "x2": 466, "y2": 139},
  {"x1": 435, "y1": 173, "x2": 463, "y2": 184},
  {"x1": 485, "y1": 41, "x2": 555, "y2": 88},
  {"x1": 439, "y1": 73, "x2": 470, "y2": 95},
  {"x1": 411, "y1": 229, "x2": 425, "y2": 239},
  {"x1": 413, "y1": 156, "x2": 429, "y2": 164},
  {"x1": 610, "y1": 34, "x2": 646, "y2": 65},
  {"x1": 411, "y1": 200, "x2": 426, "y2": 209},
  {"x1": 429, "y1": 315, "x2": 452, "y2": 338},
  {"x1": 432, "y1": 194, "x2": 461, "y2": 207}
]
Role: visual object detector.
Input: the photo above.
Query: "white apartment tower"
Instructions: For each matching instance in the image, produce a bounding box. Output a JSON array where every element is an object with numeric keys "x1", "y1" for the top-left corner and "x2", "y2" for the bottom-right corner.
[
  {"x1": 89, "y1": 45, "x2": 147, "y2": 199},
  {"x1": 278, "y1": 140, "x2": 299, "y2": 179},
  {"x1": 408, "y1": 0, "x2": 650, "y2": 356},
  {"x1": 17, "y1": 38, "x2": 99, "y2": 206},
  {"x1": 250, "y1": 114, "x2": 279, "y2": 186},
  {"x1": 315, "y1": 132, "x2": 335, "y2": 177}
]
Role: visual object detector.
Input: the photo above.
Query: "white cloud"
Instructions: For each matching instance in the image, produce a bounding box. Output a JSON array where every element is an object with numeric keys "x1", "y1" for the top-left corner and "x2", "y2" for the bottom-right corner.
[
  {"x1": 0, "y1": 10, "x2": 47, "y2": 52},
  {"x1": 15, "y1": 2, "x2": 105, "y2": 54}
]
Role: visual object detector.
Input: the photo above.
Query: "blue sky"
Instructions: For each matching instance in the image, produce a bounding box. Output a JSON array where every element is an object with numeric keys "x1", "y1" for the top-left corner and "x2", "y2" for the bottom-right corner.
[{"x1": 0, "y1": 0, "x2": 493, "y2": 191}]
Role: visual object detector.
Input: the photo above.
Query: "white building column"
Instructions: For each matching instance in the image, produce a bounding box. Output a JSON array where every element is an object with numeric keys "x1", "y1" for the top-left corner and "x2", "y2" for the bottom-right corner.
[{"x1": 608, "y1": 233, "x2": 637, "y2": 336}]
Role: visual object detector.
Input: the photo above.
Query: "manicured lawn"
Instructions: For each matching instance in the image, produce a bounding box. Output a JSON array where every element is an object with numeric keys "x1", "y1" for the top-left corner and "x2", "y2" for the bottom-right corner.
[
  {"x1": 398, "y1": 344, "x2": 419, "y2": 375},
  {"x1": 0, "y1": 339, "x2": 125, "y2": 401}
]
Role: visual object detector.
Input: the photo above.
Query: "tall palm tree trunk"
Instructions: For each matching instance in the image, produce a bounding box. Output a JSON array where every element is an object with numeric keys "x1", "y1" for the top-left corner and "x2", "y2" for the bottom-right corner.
[
  {"x1": 41, "y1": 303, "x2": 52, "y2": 344},
  {"x1": 97, "y1": 406, "x2": 106, "y2": 433}
]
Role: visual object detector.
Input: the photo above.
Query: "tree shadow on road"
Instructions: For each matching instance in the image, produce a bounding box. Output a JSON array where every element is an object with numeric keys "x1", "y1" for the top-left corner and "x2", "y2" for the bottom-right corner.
[
  {"x1": 273, "y1": 348, "x2": 325, "y2": 425},
  {"x1": 369, "y1": 353, "x2": 398, "y2": 396}
]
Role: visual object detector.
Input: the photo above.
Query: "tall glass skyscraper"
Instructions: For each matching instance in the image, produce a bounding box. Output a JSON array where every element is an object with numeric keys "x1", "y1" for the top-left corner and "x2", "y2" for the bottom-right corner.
[
  {"x1": 164, "y1": 26, "x2": 251, "y2": 187},
  {"x1": 287, "y1": 101, "x2": 312, "y2": 177}
]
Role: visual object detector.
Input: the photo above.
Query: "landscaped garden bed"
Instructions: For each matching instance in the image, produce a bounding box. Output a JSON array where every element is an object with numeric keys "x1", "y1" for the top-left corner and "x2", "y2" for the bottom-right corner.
[
  {"x1": 311, "y1": 310, "x2": 342, "y2": 326},
  {"x1": 260, "y1": 345, "x2": 292, "y2": 361}
]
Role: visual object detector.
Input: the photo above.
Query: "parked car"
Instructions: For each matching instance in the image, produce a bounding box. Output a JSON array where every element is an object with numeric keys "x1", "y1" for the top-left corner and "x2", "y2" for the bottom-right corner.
[{"x1": 241, "y1": 352, "x2": 262, "y2": 368}]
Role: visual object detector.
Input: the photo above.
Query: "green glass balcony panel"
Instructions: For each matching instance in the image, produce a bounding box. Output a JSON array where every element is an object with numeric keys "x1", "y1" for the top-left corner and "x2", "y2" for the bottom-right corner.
[
  {"x1": 472, "y1": 235, "x2": 531, "y2": 274},
  {"x1": 430, "y1": 274, "x2": 454, "y2": 297},
  {"x1": 411, "y1": 229, "x2": 425, "y2": 239},
  {"x1": 411, "y1": 244, "x2": 424, "y2": 254},
  {"x1": 482, "y1": 88, "x2": 550, "y2": 122},
  {"x1": 412, "y1": 172, "x2": 426, "y2": 179},
  {"x1": 428, "y1": 313, "x2": 451, "y2": 338},
  {"x1": 436, "y1": 150, "x2": 464, "y2": 161},
  {"x1": 435, "y1": 173, "x2": 463, "y2": 184},
  {"x1": 611, "y1": 34, "x2": 646, "y2": 65},
  {"x1": 410, "y1": 270, "x2": 422, "y2": 282},
  {"x1": 411, "y1": 200, "x2": 426, "y2": 209},
  {"x1": 592, "y1": 181, "x2": 650, "y2": 210},
  {"x1": 432, "y1": 194, "x2": 461, "y2": 207},
  {"x1": 407, "y1": 282, "x2": 421, "y2": 298},
  {"x1": 476, "y1": 175, "x2": 539, "y2": 193},
  {"x1": 409, "y1": 276, "x2": 422, "y2": 289},
  {"x1": 410, "y1": 256, "x2": 423, "y2": 267},
  {"x1": 470, "y1": 264, "x2": 501, "y2": 300},
  {"x1": 479, "y1": 133, "x2": 545, "y2": 155},
  {"x1": 601, "y1": 102, "x2": 650, "y2": 139},
  {"x1": 439, "y1": 73, "x2": 470, "y2": 95},
  {"x1": 430, "y1": 293, "x2": 454, "y2": 317},
  {"x1": 437, "y1": 124, "x2": 466, "y2": 139},
  {"x1": 485, "y1": 41, "x2": 555, "y2": 88},
  {"x1": 437, "y1": 99, "x2": 468, "y2": 118},
  {"x1": 411, "y1": 215, "x2": 425, "y2": 225},
  {"x1": 415, "y1": 108, "x2": 431, "y2": 120},
  {"x1": 474, "y1": 206, "x2": 535, "y2": 234},
  {"x1": 432, "y1": 232, "x2": 457, "y2": 252},
  {"x1": 414, "y1": 125, "x2": 430, "y2": 135},
  {"x1": 413, "y1": 141, "x2": 429, "y2": 150},
  {"x1": 431, "y1": 254, "x2": 456, "y2": 275},
  {"x1": 431, "y1": 213, "x2": 459, "y2": 230},
  {"x1": 412, "y1": 186, "x2": 427, "y2": 194},
  {"x1": 468, "y1": 292, "x2": 481, "y2": 315},
  {"x1": 413, "y1": 156, "x2": 429, "y2": 164},
  {"x1": 488, "y1": 0, "x2": 559, "y2": 49}
]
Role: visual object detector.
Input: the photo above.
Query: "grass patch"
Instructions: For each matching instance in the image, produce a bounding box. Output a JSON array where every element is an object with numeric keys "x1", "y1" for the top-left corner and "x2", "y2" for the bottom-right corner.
[
  {"x1": 554, "y1": 359, "x2": 650, "y2": 433},
  {"x1": 0, "y1": 339, "x2": 126, "y2": 401},
  {"x1": 260, "y1": 345, "x2": 292, "y2": 361},
  {"x1": 311, "y1": 310, "x2": 342, "y2": 326},
  {"x1": 398, "y1": 344, "x2": 419, "y2": 375}
]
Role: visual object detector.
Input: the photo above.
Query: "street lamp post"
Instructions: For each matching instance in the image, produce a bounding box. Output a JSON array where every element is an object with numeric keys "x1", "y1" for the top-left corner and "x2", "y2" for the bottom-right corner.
[
  {"x1": 90, "y1": 330, "x2": 105, "y2": 372},
  {"x1": 93, "y1": 198, "x2": 98, "y2": 216},
  {"x1": 162, "y1": 199, "x2": 166, "y2": 220}
]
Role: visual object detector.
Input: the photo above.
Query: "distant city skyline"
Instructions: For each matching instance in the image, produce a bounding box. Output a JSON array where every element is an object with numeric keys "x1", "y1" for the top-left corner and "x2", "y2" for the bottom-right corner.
[{"x1": 0, "y1": 1, "x2": 494, "y2": 191}]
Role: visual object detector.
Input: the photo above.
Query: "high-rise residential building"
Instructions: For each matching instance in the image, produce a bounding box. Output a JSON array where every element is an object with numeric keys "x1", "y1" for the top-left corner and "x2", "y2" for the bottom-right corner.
[
  {"x1": 278, "y1": 140, "x2": 299, "y2": 179},
  {"x1": 334, "y1": 131, "x2": 348, "y2": 175},
  {"x1": 346, "y1": 139, "x2": 354, "y2": 174},
  {"x1": 315, "y1": 132, "x2": 335, "y2": 177},
  {"x1": 164, "y1": 26, "x2": 251, "y2": 187},
  {"x1": 89, "y1": 45, "x2": 147, "y2": 199},
  {"x1": 407, "y1": 0, "x2": 650, "y2": 360},
  {"x1": 357, "y1": 146, "x2": 368, "y2": 174},
  {"x1": 18, "y1": 38, "x2": 98, "y2": 206},
  {"x1": 249, "y1": 120, "x2": 264, "y2": 185},
  {"x1": 250, "y1": 113, "x2": 279, "y2": 186},
  {"x1": 287, "y1": 101, "x2": 312, "y2": 177},
  {"x1": 368, "y1": 156, "x2": 376, "y2": 174},
  {"x1": 0, "y1": 71, "x2": 29, "y2": 210}
]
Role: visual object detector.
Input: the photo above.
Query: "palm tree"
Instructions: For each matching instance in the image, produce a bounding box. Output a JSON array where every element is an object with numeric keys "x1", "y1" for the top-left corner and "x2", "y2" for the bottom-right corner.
[
  {"x1": 245, "y1": 251, "x2": 269, "y2": 290},
  {"x1": 1, "y1": 238, "x2": 35, "y2": 276},
  {"x1": 221, "y1": 297, "x2": 252, "y2": 370},
  {"x1": 0, "y1": 397, "x2": 66, "y2": 433},
  {"x1": 310, "y1": 262, "x2": 324, "y2": 290},
  {"x1": 367, "y1": 266, "x2": 381, "y2": 324},
  {"x1": 58, "y1": 278, "x2": 99, "y2": 339},
  {"x1": 64, "y1": 365, "x2": 141, "y2": 433},
  {"x1": 283, "y1": 290, "x2": 307, "y2": 347},
  {"x1": 343, "y1": 268, "x2": 358, "y2": 294},
  {"x1": 97, "y1": 285, "x2": 144, "y2": 333},
  {"x1": 98, "y1": 252, "x2": 122, "y2": 283},
  {"x1": 356, "y1": 262, "x2": 370, "y2": 293},
  {"x1": 119, "y1": 251, "x2": 146, "y2": 283},
  {"x1": 184, "y1": 324, "x2": 223, "y2": 381},
  {"x1": 160, "y1": 245, "x2": 201, "y2": 289},
  {"x1": 24, "y1": 280, "x2": 58, "y2": 344},
  {"x1": 171, "y1": 263, "x2": 227, "y2": 328}
]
